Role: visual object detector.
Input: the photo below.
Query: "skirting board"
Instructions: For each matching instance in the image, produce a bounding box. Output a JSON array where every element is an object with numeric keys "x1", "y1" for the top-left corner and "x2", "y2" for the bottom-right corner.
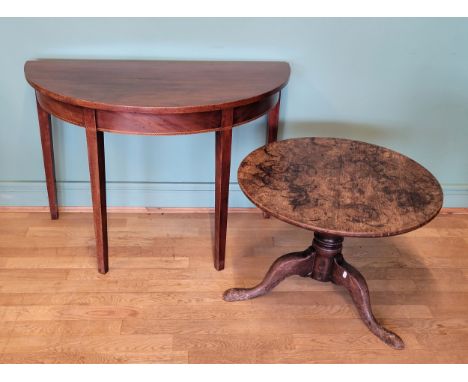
[
  {"x1": 0, "y1": 181, "x2": 252, "y2": 208},
  {"x1": 0, "y1": 206, "x2": 261, "y2": 213},
  {"x1": 0, "y1": 206, "x2": 465, "y2": 214},
  {"x1": 0, "y1": 181, "x2": 468, "y2": 209}
]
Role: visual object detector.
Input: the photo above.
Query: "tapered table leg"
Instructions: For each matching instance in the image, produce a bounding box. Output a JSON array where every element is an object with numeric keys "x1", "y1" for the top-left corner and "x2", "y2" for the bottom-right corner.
[
  {"x1": 36, "y1": 99, "x2": 58, "y2": 220},
  {"x1": 266, "y1": 94, "x2": 281, "y2": 145},
  {"x1": 214, "y1": 110, "x2": 233, "y2": 270},
  {"x1": 263, "y1": 94, "x2": 281, "y2": 219},
  {"x1": 85, "y1": 110, "x2": 108, "y2": 274}
]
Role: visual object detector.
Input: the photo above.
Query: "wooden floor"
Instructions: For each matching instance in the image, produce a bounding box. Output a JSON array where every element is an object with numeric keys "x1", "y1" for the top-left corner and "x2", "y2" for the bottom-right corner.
[{"x1": 0, "y1": 210, "x2": 467, "y2": 363}]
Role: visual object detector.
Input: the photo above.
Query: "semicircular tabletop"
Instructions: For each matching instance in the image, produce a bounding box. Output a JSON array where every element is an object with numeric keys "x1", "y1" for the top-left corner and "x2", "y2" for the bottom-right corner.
[
  {"x1": 238, "y1": 137, "x2": 443, "y2": 238},
  {"x1": 24, "y1": 59, "x2": 290, "y2": 114}
]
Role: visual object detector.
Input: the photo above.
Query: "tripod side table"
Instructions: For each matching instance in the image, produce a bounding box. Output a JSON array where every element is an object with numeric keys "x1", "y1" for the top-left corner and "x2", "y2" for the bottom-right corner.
[
  {"x1": 25, "y1": 59, "x2": 290, "y2": 273},
  {"x1": 224, "y1": 137, "x2": 443, "y2": 349}
]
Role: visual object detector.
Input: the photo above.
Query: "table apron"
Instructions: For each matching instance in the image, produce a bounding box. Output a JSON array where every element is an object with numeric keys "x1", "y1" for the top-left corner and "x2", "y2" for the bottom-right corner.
[
  {"x1": 36, "y1": 91, "x2": 279, "y2": 135},
  {"x1": 36, "y1": 91, "x2": 85, "y2": 126}
]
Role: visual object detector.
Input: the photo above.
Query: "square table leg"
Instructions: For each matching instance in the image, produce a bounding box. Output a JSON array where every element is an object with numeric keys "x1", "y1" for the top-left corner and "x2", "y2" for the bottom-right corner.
[
  {"x1": 266, "y1": 94, "x2": 281, "y2": 145},
  {"x1": 263, "y1": 94, "x2": 281, "y2": 219},
  {"x1": 214, "y1": 110, "x2": 234, "y2": 271},
  {"x1": 84, "y1": 109, "x2": 109, "y2": 274},
  {"x1": 36, "y1": 98, "x2": 59, "y2": 220}
]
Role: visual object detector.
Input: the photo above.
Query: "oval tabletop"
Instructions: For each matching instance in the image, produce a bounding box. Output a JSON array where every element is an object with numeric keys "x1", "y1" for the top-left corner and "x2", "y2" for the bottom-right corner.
[
  {"x1": 238, "y1": 137, "x2": 443, "y2": 238},
  {"x1": 24, "y1": 59, "x2": 290, "y2": 114}
]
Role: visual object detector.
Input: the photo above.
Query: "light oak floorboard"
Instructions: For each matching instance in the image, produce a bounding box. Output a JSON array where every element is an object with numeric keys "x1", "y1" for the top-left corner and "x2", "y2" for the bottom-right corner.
[{"x1": 0, "y1": 211, "x2": 467, "y2": 363}]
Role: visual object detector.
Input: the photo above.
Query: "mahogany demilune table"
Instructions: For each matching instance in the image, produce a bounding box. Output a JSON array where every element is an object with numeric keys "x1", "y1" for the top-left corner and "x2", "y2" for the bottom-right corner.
[{"x1": 25, "y1": 59, "x2": 290, "y2": 273}]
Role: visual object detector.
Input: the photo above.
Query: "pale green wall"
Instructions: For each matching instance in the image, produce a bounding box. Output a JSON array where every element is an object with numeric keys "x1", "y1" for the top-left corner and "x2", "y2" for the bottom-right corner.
[{"x1": 1, "y1": 18, "x2": 467, "y2": 207}]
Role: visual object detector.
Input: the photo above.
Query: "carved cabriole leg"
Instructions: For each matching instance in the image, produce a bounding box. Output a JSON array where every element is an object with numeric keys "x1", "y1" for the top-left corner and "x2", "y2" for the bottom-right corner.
[
  {"x1": 331, "y1": 254, "x2": 405, "y2": 350},
  {"x1": 214, "y1": 109, "x2": 234, "y2": 271},
  {"x1": 263, "y1": 93, "x2": 281, "y2": 219},
  {"x1": 36, "y1": 98, "x2": 59, "y2": 220},
  {"x1": 84, "y1": 109, "x2": 109, "y2": 274},
  {"x1": 223, "y1": 247, "x2": 315, "y2": 302}
]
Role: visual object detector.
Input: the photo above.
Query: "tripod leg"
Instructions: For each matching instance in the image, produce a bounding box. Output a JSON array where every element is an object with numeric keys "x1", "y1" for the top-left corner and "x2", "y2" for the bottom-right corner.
[
  {"x1": 223, "y1": 248, "x2": 315, "y2": 302},
  {"x1": 331, "y1": 255, "x2": 405, "y2": 350}
]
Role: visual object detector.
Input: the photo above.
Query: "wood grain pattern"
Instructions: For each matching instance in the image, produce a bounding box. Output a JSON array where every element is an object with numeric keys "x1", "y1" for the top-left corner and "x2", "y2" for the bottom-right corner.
[
  {"x1": 36, "y1": 91, "x2": 84, "y2": 127},
  {"x1": 84, "y1": 110, "x2": 108, "y2": 274},
  {"x1": 238, "y1": 137, "x2": 443, "y2": 237},
  {"x1": 224, "y1": 233, "x2": 405, "y2": 349},
  {"x1": 96, "y1": 109, "x2": 222, "y2": 135},
  {"x1": 214, "y1": 110, "x2": 233, "y2": 270},
  {"x1": 26, "y1": 59, "x2": 289, "y2": 272},
  {"x1": 33, "y1": 81, "x2": 279, "y2": 136},
  {"x1": 36, "y1": 98, "x2": 58, "y2": 220},
  {"x1": 266, "y1": 95, "x2": 281, "y2": 145},
  {"x1": 24, "y1": 60, "x2": 290, "y2": 114},
  {"x1": 228, "y1": 139, "x2": 443, "y2": 349},
  {"x1": 262, "y1": 95, "x2": 281, "y2": 219},
  {"x1": 0, "y1": 211, "x2": 467, "y2": 363}
]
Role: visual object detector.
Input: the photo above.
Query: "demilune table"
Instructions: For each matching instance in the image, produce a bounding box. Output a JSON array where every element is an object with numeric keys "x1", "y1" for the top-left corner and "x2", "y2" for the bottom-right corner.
[{"x1": 25, "y1": 59, "x2": 290, "y2": 273}]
